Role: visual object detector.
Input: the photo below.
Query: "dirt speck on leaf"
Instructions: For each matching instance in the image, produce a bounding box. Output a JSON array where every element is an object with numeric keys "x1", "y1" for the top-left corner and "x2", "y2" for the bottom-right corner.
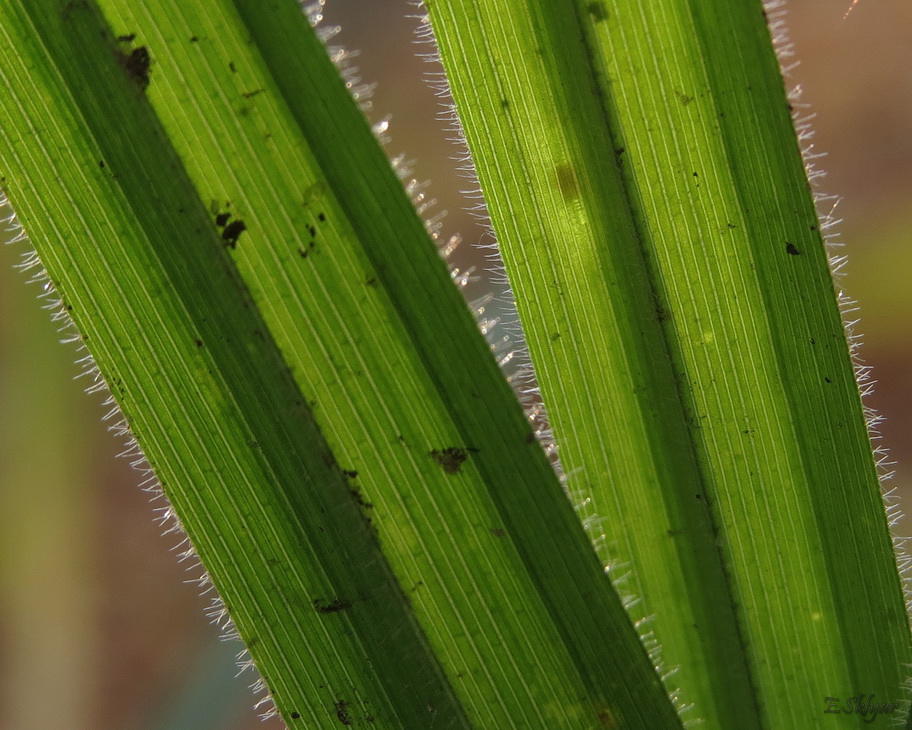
[
  {"x1": 118, "y1": 46, "x2": 151, "y2": 90},
  {"x1": 349, "y1": 489, "x2": 373, "y2": 509},
  {"x1": 335, "y1": 700, "x2": 352, "y2": 725},
  {"x1": 222, "y1": 219, "x2": 247, "y2": 248},
  {"x1": 313, "y1": 598, "x2": 352, "y2": 614},
  {"x1": 429, "y1": 447, "x2": 479, "y2": 475}
]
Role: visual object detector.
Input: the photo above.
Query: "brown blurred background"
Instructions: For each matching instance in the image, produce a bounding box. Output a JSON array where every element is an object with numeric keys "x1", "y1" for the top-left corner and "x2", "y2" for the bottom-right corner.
[{"x1": 1, "y1": 1, "x2": 909, "y2": 728}]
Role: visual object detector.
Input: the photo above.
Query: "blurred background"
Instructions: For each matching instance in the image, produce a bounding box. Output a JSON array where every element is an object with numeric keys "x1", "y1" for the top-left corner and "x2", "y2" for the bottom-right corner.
[{"x1": 1, "y1": 1, "x2": 910, "y2": 728}]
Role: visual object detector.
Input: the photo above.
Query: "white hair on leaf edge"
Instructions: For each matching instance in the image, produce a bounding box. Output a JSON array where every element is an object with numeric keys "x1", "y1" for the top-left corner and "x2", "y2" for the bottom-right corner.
[
  {"x1": 407, "y1": 0, "x2": 691, "y2": 719},
  {"x1": 1, "y1": 184, "x2": 268, "y2": 718},
  {"x1": 767, "y1": 0, "x2": 912, "y2": 610},
  {"x1": 765, "y1": 0, "x2": 912, "y2": 722}
]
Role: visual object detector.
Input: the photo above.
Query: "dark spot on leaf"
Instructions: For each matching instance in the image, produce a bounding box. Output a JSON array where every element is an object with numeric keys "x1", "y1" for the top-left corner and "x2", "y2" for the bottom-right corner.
[
  {"x1": 349, "y1": 489, "x2": 373, "y2": 509},
  {"x1": 429, "y1": 447, "x2": 479, "y2": 475},
  {"x1": 308, "y1": 224, "x2": 317, "y2": 238},
  {"x1": 290, "y1": 712, "x2": 301, "y2": 719},
  {"x1": 597, "y1": 707, "x2": 616, "y2": 726},
  {"x1": 215, "y1": 212, "x2": 231, "y2": 227},
  {"x1": 116, "y1": 33, "x2": 136, "y2": 42},
  {"x1": 189, "y1": 36, "x2": 199, "y2": 43},
  {"x1": 242, "y1": 88, "x2": 265, "y2": 99},
  {"x1": 318, "y1": 212, "x2": 326, "y2": 222},
  {"x1": 614, "y1": 147, "x2": 625, "y2": 156},
  {"x1": 118, "y1": 46, "x2": 151, "y2": 90},
  {"x1": 587, "y1": 2, "x2": 608, "y2": 21},
  {"x1": 824, "y1": 376, "x2": 832, "y2": 383},
  {"x1": 195, "y1": 339, "x2": 203, "y2": 348},
  {"x1": 675, "y1": 90, "x2": 693, "y2": 106},
  {"x1": 222, "y1": 219, "x2": 247, "y2": 248},
  {"x1": 314, "y1": 598, "x2": 352, "y2": 614},
  {"x1": 365, "y1": 278, "x2": 377, "y2": 287},
  {"x1": 342, "y1": 469, "x2": 358, "y2": 479},
  {"x1": 555, "y1": 162, "x2": 579, "y2": 202},
  {"x1": 727, "y1": 222, "x2": 738, "y2": 229},
  {"x1": 524, "y1": 432, "x2": 536, "y2": 444},
  {"x1": 229, "y1": 61, "x2": 237, "y2": 73},
  {"x1": 810, "y1": 224, "x2": 818, "y2": 231},
  {"x1": 785, "y1": 242, "x2": 800, "y2": 256},
  {"x1": 655, "y1": 305, "x2": 667, "y2": 322},
  {"x1": 810, "y1": 338, "x2": 816, "y2": 345},
  {"x1": 335, "y1": 700, "x2": 352, "y2": 725},
  {"x1": 500, "y1": 98, "x2": 510, "y2": 109},
  {"x1": 98, "y1": 160, "x2": 105, "y2": 168},
  {"x1": 550, "y1": 332, "x2": 561, "y2": 341}
]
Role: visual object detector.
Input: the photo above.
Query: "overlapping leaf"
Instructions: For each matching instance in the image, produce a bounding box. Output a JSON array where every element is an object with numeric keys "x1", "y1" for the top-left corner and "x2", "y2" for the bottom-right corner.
[{"x1": 0, "y1": 0, "x2": 681, "y2": 727}]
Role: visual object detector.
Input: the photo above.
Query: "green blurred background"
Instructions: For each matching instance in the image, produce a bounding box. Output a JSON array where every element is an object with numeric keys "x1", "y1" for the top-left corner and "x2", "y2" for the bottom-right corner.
[{"x1": 1, "y1": 1, "x2": 909, "y2": 728}]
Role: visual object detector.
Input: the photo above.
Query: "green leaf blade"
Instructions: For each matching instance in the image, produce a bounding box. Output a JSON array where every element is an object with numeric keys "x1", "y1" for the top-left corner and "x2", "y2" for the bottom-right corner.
[
  {"x1": 2, "y1": 0, "x2": 682, "y2": 726},
  {"x1": 425, "y1": 0, "x2": 911, "y2": 726},
  {"x1": 0, "y1": 3, "x2": 466, "y2": 726},
  {"x1": 586, "y1": 2, "x2": 910, "y2": 722}
]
